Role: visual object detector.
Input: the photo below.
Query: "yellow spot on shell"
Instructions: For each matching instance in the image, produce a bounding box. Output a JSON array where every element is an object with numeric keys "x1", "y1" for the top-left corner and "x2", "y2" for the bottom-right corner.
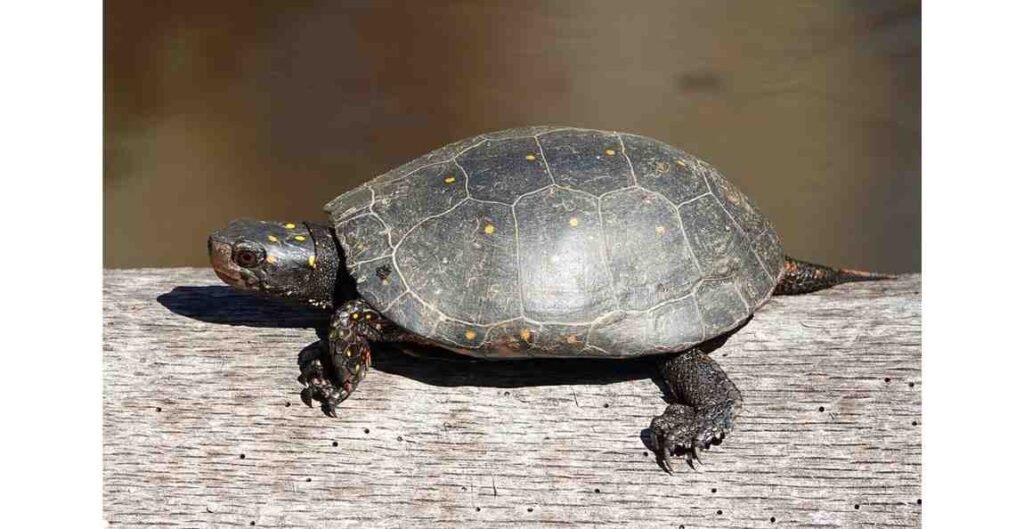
[
  {"x1": 464, "y1": 330, "x2": 477, "y2": 340},
  {"x1": 294, "y1": 235, "x2": 307, "y2": 241},
  {"x1": 483, "y1": 224, "x2": 496, "y2": 235},
  {"x1": 568, "y1": 217, "x2": 579, "y2": 227},
  {"x1": 308, "y1": 255, "x2": 316, "y2": 268},
  {"x1": 351, "y1": 312, "x2": 360, "y2": 320},
  {"x1": 284, "y1": 223, "x2": 296, "y2": 229},
  {"x1": 605, "y1": 149, "x2": 616, "y2": 156},
  {"x1": 566, "y1": 335, "x2": 578, "y2": 344},
  {"x1": 346, "y1": 348, "x2": 352, "y2": 357},
  {"x1": 354, "y1": 364, "x2": 360, "y2": 373},
  {"x1": 267, "y1": 235, "x2": 279, "y2": 243},
  {"x1": 519, "y1": 329, "x2": 531, "y2": 341},
  {"x1": 655, "y1": 226, "x2": 666, "y2": 236},
  {"x1": 443, "y1": 175, "x2": 457, "y2": 184},
  {"x1": 525, "y1": 154, "x2": 537, "y2": 161},
  {"x1": 675, "y1": 159, "x2": 687, "y2": 167}
]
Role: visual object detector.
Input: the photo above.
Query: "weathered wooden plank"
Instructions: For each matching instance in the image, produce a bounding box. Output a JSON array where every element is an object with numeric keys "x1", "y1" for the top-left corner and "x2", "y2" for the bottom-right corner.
[{"x1": 104, "y1": 268, "x2": 921, "y2": 528}]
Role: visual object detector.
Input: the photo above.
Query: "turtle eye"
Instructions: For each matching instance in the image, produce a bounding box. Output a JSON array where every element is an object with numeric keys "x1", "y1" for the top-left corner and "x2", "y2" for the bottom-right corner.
[{"x1": 234, "y1": 246, "x2": 265, "y2": 268}]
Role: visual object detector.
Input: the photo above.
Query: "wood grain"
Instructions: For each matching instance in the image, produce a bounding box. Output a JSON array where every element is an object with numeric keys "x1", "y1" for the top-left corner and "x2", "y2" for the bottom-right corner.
[{"x1": 104, "y1": 268, "x2": 921, "y2": 528}]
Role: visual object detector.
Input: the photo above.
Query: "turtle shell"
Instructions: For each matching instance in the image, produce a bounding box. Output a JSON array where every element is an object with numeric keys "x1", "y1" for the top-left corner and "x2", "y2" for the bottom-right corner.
[{"x1": 324, "y1": 127, "x2": 784, "y2": 358}]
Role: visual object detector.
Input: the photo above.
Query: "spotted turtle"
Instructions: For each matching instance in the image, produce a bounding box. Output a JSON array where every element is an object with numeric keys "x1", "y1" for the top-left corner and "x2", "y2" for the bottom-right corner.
[{"x1": 209, "y1": 126, "x2": 890, "y2": 472}]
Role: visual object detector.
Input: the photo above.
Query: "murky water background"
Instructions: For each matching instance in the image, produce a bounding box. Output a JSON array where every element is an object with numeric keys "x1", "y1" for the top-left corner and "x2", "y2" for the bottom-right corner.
[{"x1": 105, "y1": 0, "x2": 919, "y2": 271}]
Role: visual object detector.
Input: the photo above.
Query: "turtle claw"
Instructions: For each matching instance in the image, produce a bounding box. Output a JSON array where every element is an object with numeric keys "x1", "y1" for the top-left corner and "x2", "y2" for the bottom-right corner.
[
  {"x1": 300, "y1": 387, "x2": 315, "y2": 408},
  {"x1": 650, "y1": 402, "x2": 737, "y2": 473},
  {"x1": 658, "y1": 444, "x2": 675, "y2": 474},
  {"x1": 299, "y1": 383, "x2": 347, "y2": 418},
  {"x1": 296, "y1": 353, "x2": 350, "y2": 417}
]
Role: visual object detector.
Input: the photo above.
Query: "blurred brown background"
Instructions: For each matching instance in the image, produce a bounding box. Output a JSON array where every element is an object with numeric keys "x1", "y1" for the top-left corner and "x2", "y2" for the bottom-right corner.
[{"x1": 104, "y1": 0, "x2": 920, "y2": 271}]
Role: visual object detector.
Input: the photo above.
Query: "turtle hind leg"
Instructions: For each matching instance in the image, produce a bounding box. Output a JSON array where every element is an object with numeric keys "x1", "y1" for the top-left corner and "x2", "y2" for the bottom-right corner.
[
  {"x1": 649, "y1": 347, "x2": 742, "y2": 473},
  {"x1": 773, "y1": 255, "x2": 897, "y2": 295},
  {"x1": 298, "y1": 299, "x2": 379, "y2": 417}
]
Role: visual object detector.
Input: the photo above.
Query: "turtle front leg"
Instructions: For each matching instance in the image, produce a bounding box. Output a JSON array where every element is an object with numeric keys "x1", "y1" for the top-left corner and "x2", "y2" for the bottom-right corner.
[
  {"x1": 649, "y1": 347, "x2": 742, "y2": 473},
  {"x1": 297, "y1": 299, "x2": 382, "y2": 417}
]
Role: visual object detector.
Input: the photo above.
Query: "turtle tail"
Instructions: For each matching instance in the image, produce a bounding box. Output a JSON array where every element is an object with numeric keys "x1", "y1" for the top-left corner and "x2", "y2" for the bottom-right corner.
[{"x1": 773, "y1": 256, "x2": 897, "y2": 296}]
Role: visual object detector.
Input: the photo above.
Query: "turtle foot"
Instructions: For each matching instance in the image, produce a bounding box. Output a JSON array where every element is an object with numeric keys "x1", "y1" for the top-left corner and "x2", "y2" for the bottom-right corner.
[
  {"x1": 649, "y1": 401, "x2": 737, "y2": 474},
  {"x1": 297, "y1": 344, "x2": 351, "y2": 417}
]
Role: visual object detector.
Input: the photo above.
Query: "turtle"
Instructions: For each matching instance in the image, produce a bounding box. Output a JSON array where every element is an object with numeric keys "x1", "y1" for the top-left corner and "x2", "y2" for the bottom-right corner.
[{"x1": 208, "y1": 126, "x2": 891, "y2": 472}]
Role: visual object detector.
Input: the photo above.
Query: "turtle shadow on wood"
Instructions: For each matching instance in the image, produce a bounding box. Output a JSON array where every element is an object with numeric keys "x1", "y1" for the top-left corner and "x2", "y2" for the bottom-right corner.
[
  {"x1": 367, "y1": 318, "x2": 744, "y2": 391},
  {"x1": 368, "y1": 343, "x2": 658, "y2": 389},
  {"x1": 157, "y1": 284, "x2": 654, "y2": 387},
  {"x1": 158, "y1": 284, "x2": 747, "y2": 391},
  {"x1": 157, "y1": 285, "x2": 330, "y2": 328}
]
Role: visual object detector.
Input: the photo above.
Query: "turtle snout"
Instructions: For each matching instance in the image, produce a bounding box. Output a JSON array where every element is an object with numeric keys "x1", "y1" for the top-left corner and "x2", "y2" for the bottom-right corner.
[
  {"x1": 208, "y1": 235, "x2": 243, "y2": 287},
  {"x1": 207, "y1": 235, "x2": 226, "y2": 264}
]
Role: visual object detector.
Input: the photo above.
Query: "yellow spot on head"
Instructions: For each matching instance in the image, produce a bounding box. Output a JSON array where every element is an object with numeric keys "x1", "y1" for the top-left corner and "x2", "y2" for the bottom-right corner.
[
  {"x1": 566, "y1": 335, "x2": 578, "y2": 344},
  {"x1": 266, "y1": 255, "x2": 278, "y2": 264},
  {"x1": 568, "y1": 217, "x2": 579, "y2": 227},
  {"x1": 519, "y1": 329, "x2": 531, "y2": 341},
  {"x1": 605, "y1": 149, "x2": 616, "y2": 156},
  {"x1": 443, "y1": 175, "x2": 457, "y2": 184},
  {"x1": 267, "y1": 235, "x2": 279, "y2": 243},
  {"x1": 294, "y1": 235, "x2": 307, "y2": 242},
  {"x1": 464, "y1": 330, "x2": 477, "y2": 340},
  {"x1": 655, "y1": 226, "x2": 666, "y2": 236},
  {"x1": 483, "y1": 224, "x2": 496, "y2": 235},
  {"x1": 308, "y1": 255, "x2": 316, "y2": 268},
  {"x1": 525, "y1": 154, "x2": 536, "y2": 161},
  {"x1": 675, "y1": 159, "x2": 687, "y2": 167},
  {"x1": 284, "y1": 223, "x2": 296, "y2": 229}
]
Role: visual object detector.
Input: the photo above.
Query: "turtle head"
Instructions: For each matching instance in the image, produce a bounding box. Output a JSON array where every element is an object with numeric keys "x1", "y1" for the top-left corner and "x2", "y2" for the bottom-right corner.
[{"x1": 208, "y1": 219, "x2": 341, "y2": 308}]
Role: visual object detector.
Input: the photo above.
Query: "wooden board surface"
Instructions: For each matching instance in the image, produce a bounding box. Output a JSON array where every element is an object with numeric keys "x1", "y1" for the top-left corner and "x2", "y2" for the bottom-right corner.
[{"x1": 104, "y1": 268, "x2": 921, "y2": 528}]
